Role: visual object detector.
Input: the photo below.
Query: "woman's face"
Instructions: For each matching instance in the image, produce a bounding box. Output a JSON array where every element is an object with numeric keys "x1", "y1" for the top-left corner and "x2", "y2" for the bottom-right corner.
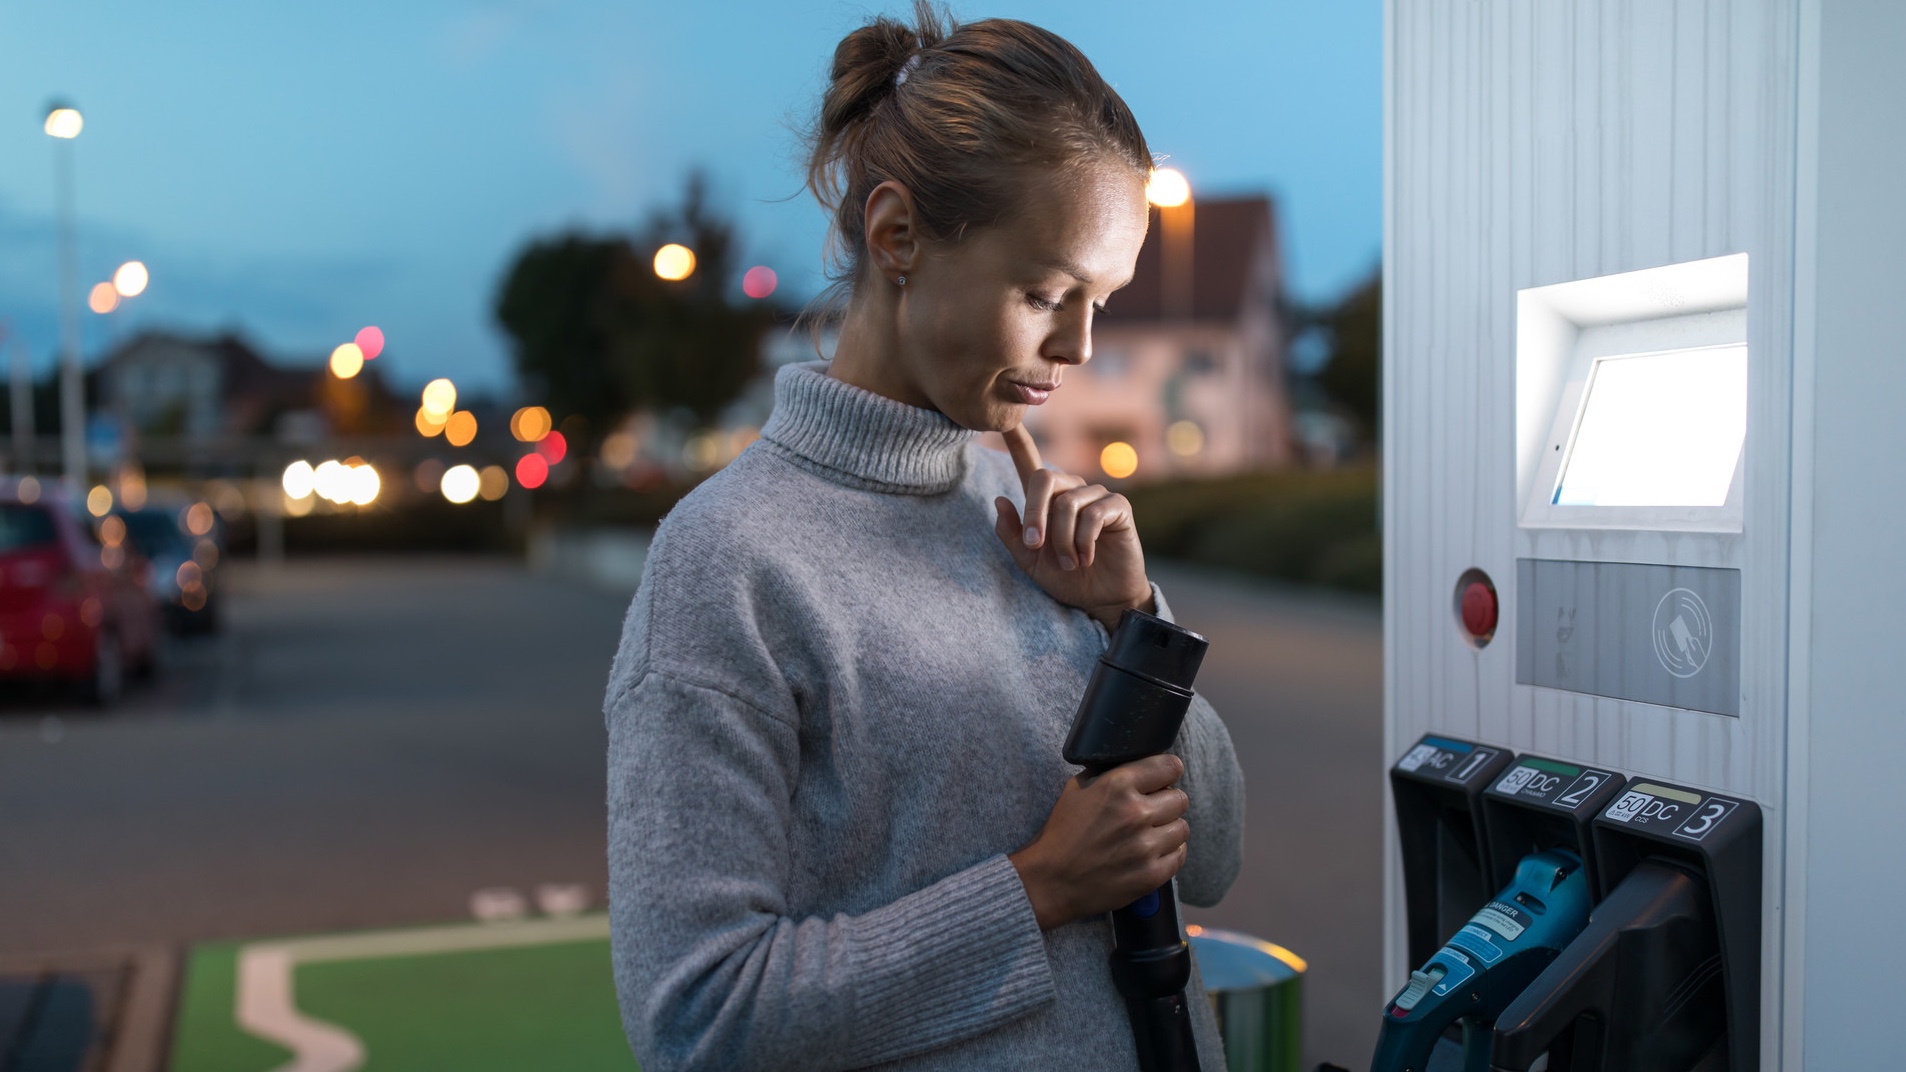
[{"x1": 883, "y1": 161, "x2": 1150, "y2": 432}]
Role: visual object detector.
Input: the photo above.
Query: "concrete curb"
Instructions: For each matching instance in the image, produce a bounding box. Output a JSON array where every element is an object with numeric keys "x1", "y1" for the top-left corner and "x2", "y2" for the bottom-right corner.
[{"x1": 0, "y1": 944, "x2": 180, "y2": 1072}]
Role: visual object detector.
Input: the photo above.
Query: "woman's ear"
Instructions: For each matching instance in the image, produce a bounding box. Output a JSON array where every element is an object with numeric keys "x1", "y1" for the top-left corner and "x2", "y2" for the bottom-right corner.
[{"x1": 862, "y1": 180, "x2": 919, "y2": 283}]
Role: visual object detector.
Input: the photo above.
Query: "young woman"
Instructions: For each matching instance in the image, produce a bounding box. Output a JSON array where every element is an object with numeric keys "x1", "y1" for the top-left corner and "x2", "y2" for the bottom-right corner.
[{"x1": 604, "y1": 5, "x2": 1244, "y2": 1068}]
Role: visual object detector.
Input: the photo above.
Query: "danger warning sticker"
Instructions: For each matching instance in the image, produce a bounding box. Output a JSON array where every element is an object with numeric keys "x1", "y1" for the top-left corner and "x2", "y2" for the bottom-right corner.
[{"x1": 1473, "y1": 901, "x2": 1531, "y2": 942}]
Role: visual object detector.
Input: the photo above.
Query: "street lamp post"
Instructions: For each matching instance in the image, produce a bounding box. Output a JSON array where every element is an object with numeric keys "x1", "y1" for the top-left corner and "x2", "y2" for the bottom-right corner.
[
  {"x1": 1147, "y1": 168, "x2": 1194, "y2": 321},
  {"x1": 44, "y1": 101, "x2": 85, "y2": 491}
]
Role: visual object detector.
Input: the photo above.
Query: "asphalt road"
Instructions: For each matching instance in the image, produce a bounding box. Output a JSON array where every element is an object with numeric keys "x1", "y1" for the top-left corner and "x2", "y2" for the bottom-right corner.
[{"x1": 0, "y1": 553, "x2": 1383, "y2": 1068}]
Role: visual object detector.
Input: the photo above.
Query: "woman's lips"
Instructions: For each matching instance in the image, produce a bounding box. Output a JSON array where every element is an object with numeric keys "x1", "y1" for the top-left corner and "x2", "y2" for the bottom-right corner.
[{"x1": 1011, "y1": 382, "x2": 1053, "y2": 405}]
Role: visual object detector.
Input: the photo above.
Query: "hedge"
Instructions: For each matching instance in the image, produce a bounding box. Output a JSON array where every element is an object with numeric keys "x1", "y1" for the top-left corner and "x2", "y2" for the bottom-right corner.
[{"x1": 1123, "y1": 466, "x2": 1381, "y2": 595}]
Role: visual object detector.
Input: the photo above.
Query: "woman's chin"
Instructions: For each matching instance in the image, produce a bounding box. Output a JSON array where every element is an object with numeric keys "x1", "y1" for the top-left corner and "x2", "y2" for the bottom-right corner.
[{"x1": 979, "y1": 404, "x2": 1024, "y2": 434}]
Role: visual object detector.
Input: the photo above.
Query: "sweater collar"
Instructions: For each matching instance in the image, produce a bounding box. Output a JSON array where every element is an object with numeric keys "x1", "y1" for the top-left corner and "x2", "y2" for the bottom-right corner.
[{"x1": 759, "y1": 359, "x2": 978, "y2": 495}]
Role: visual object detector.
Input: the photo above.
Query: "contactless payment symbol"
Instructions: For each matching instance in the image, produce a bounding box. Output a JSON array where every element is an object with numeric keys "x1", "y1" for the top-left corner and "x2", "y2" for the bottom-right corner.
[{"x1": 1653, "y1": 587, "x2": 1713, "y2": 679}]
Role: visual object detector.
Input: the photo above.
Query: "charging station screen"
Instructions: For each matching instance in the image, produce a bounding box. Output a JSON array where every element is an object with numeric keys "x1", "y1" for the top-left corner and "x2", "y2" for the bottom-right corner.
[{"x1": 1553, "y1": 345, "x2": 1747, "y2": 507}]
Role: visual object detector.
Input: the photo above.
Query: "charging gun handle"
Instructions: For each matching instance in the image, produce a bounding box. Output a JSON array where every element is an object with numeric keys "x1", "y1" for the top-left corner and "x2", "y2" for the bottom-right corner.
[{"x1": 1107, "y1": 880, "x2": 1200, "y2": 1072}]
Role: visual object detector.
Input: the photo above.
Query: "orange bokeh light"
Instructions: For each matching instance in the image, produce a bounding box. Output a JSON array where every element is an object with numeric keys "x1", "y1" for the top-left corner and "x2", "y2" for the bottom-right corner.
[
  {"x1": 88, "y1": 283, "x2": 119, "y2": 314},
  {"x1": 445, "y1": 411, "x2": 478, "y2": 447},
  {"x1": 510, "y1": 406, "x2": 552, "y2": 443}
]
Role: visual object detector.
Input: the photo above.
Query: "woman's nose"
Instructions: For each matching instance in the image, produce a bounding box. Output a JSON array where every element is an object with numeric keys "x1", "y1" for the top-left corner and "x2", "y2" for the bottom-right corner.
[{"x1": 1045, "y1": 308, "x2": 1094, "y2": 366}]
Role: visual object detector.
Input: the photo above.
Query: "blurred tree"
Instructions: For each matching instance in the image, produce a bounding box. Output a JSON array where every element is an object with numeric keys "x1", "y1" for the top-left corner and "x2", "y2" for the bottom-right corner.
[
  {"x1": 493, "y1": 234, "x2": 628, "y2": 437},
  {"x1": 493, "y1": 172, "x2": 773, "y2": 447},
  {"x1": 1289, "y1": 268, "x2": 1380, "y2": 440}
]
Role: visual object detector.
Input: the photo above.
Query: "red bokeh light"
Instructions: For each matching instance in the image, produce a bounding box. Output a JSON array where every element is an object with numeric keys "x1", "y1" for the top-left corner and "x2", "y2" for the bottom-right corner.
[
  {"x1": 515, "y1": 453, "x2": 549, "y2": 489},
  {"x1": 742, "y1": 265, "x2": 778, "y2": 300},
  {"x1": 355, "y1": 326, "x2": 385, "y2": 360},
  {"x1": 536, "y1": 430, "x2": 568, "y2": 464}
]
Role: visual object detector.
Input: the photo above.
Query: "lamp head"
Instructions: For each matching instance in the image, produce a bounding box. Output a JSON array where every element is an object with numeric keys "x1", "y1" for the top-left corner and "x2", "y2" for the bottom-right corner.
[{"x1": 43, "y1": 100, "x2": 82, "y2": 140}]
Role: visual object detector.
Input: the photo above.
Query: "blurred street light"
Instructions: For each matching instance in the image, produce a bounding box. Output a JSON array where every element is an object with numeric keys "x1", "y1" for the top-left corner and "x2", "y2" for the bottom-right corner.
[
  {"x1": 1151, "y1": 167, "x2": 1196, "y2": 321},
  {"x1": 113, "y1": 261, "x2": 148, "y2": 297},
  {"x1": 510, "y1": 406, "x2": 551, "y2": 443},
  {"x1": 1100, "y1": 441, "x2": 1138, "y2": 480},
  {"x1": 347, "y1": 465, "x2": 380, "y2": 506},
  {"x1": 88, "y1": 283, "x2": 119, "y2": 314},
  {"x1": 441, "y1": 464, "x2": 481, "y2": 504},
  {"x1": 421, "y1": 378, "x2": 457, "y2": 418},
  {"x1": 314, "y1": 460, "x2": 348, "y2": 503},
  {"x1": 477, "y1": 465, "x2": 509, "y2": 501},
  {"x1": 514, "y1": 453, "x2": 549, "y2": 490},
  {"x1": 743, "y1": 266, "x2": 778, "y2": 299},
  {"x1": 45, "y1": 99, "x2": 85, "y2": 489},
  {"x1": 282, "y1": 460, "x2": 317, "y2": 499},
  {"x1": 600, "y1": 431, "x2": 638, "y2": 469},
  {"x1": 1167, "y1": 420, "x2": 1205, "y2": 457},
  {"x1": 185, "y1": 502, "x2": 216, "y2": 536},
  {"x1": 653, "y1": 243, "x2": 696, "y2": 281},
  {"x1": 329, "y1": 343, "x2": 365, "y2": 379},
  {"x1": 355, "y1": 326, "x2": 384, "y2": 360},
  {"x1": 43, "y1": 106, "x2": 82, "y2": 139},
  {"x1": 1146, "y1": 168, "x2": 1191, "y2": 208},
  {"x1": 415, "y1": 406, "x2": 447, "y2": 437},
  {"x1": 444, "y1": 410, "x2": 477, "y2": 447}
]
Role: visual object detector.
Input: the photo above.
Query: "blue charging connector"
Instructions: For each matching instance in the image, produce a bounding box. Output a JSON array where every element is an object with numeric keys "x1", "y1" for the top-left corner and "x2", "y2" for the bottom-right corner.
[{"x1": 1370, "y1": 849, "x2": 1592, "y2": 1072}]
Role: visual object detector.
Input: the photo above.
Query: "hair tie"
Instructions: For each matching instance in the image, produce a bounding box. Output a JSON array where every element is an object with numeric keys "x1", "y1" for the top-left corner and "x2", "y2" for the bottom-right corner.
[{"x1": 894, "y1": 52, "x2": 922, "y2": 87}]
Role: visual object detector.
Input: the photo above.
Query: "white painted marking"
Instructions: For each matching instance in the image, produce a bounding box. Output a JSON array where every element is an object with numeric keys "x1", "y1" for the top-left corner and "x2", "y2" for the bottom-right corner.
[
  {"x1": 534, "y1": 883, "x2": 590, "y2": 917},
  {"x1": 235, "y1": 914, "x2": 612, "y2": 1072},
  {"x1": 470, "y1": 886, "x2": 528, "y2": 921},
  {"x1": 236, "y1": 945, "x2": 366, "y2": 1072}
]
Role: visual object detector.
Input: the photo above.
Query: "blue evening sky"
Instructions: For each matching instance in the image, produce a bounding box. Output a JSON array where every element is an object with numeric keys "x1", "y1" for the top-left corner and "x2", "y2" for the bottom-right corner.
[{"x1": 0, "y1": 1, "x2": 1380, "y2": 395}]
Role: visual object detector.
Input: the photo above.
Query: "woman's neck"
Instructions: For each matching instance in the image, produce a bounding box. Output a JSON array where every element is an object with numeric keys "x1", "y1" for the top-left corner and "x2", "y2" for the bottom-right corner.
[{"x1": 826, "y1": 290, "x2": 934, "y2": 411}]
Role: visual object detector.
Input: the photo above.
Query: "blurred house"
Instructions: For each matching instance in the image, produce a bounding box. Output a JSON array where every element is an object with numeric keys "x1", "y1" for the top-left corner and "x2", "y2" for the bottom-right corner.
[
  {"x1": 95, "y1": 331, "x2": 405, "y2": 453},
  {"x1": 988, "y1": 194, "x2": 1296, "y2": 480},
  {"x1": 620, "y1": 193, "x2": 1296, "y2": 486}
]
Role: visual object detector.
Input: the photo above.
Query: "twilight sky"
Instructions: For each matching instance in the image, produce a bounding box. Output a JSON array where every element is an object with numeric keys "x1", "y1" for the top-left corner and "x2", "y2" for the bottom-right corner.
[{"x1": 0, "y1": 1, "x2": 1380, "y2": 395}]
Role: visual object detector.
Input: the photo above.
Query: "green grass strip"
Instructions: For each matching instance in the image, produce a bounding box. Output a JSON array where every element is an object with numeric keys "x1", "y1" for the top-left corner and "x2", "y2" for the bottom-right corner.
[
  {"x1": 168, "y1": 943, "x2": 297, "y2": 1072},
  {"x1": 292, "y1": 938, "x2": 638, "y2": 1071}
]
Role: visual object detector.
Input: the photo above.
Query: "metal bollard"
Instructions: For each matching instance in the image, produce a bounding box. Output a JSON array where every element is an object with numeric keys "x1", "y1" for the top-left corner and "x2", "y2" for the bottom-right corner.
[{"x1": 1187, "y1": 926, "x2": 1306, "y2": 1072}]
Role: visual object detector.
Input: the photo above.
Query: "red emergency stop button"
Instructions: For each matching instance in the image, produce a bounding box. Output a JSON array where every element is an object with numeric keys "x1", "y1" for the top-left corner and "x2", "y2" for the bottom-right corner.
[{"x1": 1454, "y1": 568, "x2": 1498, "y2": 647}]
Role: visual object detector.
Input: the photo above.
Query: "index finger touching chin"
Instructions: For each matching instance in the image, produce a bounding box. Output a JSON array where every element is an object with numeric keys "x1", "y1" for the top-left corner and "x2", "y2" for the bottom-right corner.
[{"x1": 1000, "y1": 422, "x2": 1043, "y2": 482}]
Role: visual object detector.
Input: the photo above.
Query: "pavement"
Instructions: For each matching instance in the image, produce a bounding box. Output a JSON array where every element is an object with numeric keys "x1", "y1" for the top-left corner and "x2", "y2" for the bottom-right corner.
[{"x1": 0, "y1": 552, "x2": 1382, "y2": 1070}]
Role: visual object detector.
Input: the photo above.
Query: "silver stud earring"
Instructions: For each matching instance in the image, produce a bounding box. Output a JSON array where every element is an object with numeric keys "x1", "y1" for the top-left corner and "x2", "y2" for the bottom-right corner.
[{"x1": 896, "y1": 275, "x2": 907, "y2": 286}]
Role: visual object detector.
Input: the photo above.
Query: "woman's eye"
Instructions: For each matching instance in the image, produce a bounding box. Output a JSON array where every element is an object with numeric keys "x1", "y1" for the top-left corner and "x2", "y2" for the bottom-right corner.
[{"x1": 1026, "y1": 294, "x2": 1062, "y2": 312}]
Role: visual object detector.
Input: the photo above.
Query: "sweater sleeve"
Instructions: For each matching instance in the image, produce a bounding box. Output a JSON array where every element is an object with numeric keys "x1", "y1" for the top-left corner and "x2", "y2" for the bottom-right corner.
[
  {"x1": 606, "y1": 668, "x2": 1057, "y2": 1072},
  {"x1": 1135, "y1": 580, "x2": 1246, "y2": 908}
]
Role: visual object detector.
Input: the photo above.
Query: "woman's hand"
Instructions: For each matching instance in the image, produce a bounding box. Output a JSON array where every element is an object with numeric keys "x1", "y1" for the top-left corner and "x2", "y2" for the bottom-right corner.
[
  {"x1": 1008, "y1": 754, "x2": 1191, "y2": 930},
  {"x1": 992, "y1": 423, "x2": 1153, "y2": 630}
]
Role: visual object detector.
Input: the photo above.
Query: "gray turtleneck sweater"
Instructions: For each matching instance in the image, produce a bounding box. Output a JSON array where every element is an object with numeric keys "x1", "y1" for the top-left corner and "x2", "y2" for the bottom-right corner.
[{"x1": 604, "y1": 359, "x2": 1244, "y2": 1071}]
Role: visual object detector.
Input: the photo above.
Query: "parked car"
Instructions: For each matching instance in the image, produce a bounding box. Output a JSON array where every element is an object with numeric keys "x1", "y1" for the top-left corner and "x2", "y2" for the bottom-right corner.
[
  {"x1": 117, "y1": 499, "x2": 224, "y2": 635},
  {"x1": 0, "y1": 479, "x2": 164, "y2": 704}
]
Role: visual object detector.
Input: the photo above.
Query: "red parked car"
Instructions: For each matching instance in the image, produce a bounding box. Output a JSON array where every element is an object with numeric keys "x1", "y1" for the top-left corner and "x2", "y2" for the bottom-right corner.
[{"x1": 0, "y1": 480, "x2": 163, "y2": 704}]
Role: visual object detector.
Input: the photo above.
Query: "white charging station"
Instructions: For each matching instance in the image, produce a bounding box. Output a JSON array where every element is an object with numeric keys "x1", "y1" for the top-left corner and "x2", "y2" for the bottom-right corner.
[{"x1": 1383, "y1": 2, "x2": 1905, "y2": 1067}]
